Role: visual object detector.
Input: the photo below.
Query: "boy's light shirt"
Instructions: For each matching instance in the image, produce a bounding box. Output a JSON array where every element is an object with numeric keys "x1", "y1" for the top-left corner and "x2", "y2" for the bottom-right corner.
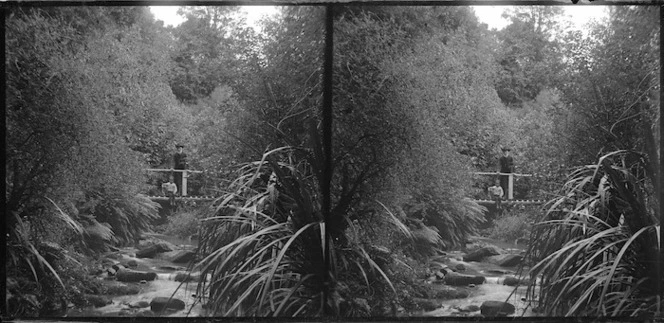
[
  {"x1": 488, "y1": 185, "x2": 503, "y2": 197},
  {"x1": 162, "y1": 182, "x2": 177, "y2": 193}
]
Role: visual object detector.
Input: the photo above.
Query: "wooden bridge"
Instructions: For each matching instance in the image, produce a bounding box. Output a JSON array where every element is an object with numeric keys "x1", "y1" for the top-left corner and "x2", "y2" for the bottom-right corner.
[
  {"x1": 145, "y1": 168, "x2": 217, "y2": 202},
  {"x1": 471, "y1": 172, "x2": 546, "y2": 206},
  {"x1": 145, "y1": 195, "x2": 217, "y2": 202},
  {"x1": 473, "y1": 199, "x2": 546, "y2": 206},
  {"x1": 143, "y1": 169, "x2": 547, "y2": 205}
]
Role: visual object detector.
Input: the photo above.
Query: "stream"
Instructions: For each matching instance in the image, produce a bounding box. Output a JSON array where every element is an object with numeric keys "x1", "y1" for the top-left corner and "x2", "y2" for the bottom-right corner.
[
  {"x1": 421, "y1": 249, "x2": 535, "y2": 317},
  {"x1": 67, "y1": 233, "x2": 207, "y2": 317},
  {"x1": 65, "y1": 234, "x2": 536, "y2": 318}
]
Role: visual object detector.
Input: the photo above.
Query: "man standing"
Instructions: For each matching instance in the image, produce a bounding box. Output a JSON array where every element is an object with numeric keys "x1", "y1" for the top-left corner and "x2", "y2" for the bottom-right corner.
[
  {"x1": 499, "y1": 147, "x2": 514, "y2": 199},
  {"x1": 173, "y1": 144, "x2": 187, "y2": 196}
]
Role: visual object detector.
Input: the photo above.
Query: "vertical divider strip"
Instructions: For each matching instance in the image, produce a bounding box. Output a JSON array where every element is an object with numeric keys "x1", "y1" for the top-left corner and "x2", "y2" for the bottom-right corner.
[{"x1": 321, "y1": 3, "x2": 335, "y2": 317}]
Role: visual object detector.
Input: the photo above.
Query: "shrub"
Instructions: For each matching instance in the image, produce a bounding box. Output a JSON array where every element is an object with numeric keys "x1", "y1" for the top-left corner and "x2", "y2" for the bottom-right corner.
[
  {"x1": 6, "y1": 212, "x2": 103, "y2": 317},
  {"x1": 163, "y1": 208, "x2": 206, "y2": 239},
  {"x1": 488, "y1": 206, "x2": 539, "y2": 244},
  {"x1": 196, "y1": 147, "x2": 328, "y2": 316},
  {"x1": 524, "y1": 151, "x2": 661, "y2": 317},
  {"x1": 83, "y1": 191, "x2": 160, "y2": 246},
  {"x1": 195, "y1": 147, "x2": 405, "y2": 317}
]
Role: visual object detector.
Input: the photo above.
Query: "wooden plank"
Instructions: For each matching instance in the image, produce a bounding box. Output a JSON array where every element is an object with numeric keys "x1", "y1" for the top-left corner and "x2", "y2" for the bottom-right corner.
[
  {"x1": 472, "y1": 199, "x2": 546, "y2": 205},
  {"x1": 472, "y1": 172, "x2": 533, "y2": 177},
  {"x1": 145, "y1": 168, "x2": 204, "y2": 173},
  {"x1": 147, "y1": 196, "x2": 216, "y2": 202}
]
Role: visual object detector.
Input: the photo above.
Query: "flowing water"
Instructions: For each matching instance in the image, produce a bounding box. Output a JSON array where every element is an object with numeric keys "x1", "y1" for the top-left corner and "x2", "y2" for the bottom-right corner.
[
  {"x1": 67, "y1": 233, "x2": 206, "y2": 317},
  {"x1": 417, "y1": 236, "x2": 538, "y2": 317},
  {"x1": 423, "y1": 251, "x2": 536, "y2": 317},
  {"x1": 66, "y1": 234, "x2": 535, "y2": 317}
]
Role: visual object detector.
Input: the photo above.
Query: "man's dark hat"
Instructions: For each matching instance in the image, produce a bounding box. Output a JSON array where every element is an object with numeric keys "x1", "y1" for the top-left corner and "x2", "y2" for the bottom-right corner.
[
  {"x1": 176, "y1": 144, "x2": 184, "y2": 148},
  {"x1": 501, "y1": 147, "x2": 511, "y2": 151}
]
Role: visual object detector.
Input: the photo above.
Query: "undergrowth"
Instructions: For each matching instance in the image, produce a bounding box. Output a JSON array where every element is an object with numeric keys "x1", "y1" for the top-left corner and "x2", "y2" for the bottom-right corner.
[
  {"x1": 162, "y1": 206, "x2": 207, "y2": 239},
  {"x1": 487, "y1": 205, "x2": 540, "y2": 244}
]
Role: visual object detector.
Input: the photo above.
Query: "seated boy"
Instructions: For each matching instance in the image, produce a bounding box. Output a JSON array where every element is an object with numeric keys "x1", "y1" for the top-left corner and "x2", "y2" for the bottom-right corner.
[
  {"x1": 488, "y1": 179, "x2": 504, "y2": 212},
  {"x1": 161, "y1": 176, "x2": 178, "y2": 206}
]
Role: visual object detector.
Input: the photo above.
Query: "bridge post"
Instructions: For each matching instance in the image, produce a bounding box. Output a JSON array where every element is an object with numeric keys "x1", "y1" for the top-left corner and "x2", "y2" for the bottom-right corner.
[
  {"x1": 182, "y1": 170, "x2": 188, "y2": 196},
  {"x1": 508, "y1": 173, "x2": 513, "y2": 200}
]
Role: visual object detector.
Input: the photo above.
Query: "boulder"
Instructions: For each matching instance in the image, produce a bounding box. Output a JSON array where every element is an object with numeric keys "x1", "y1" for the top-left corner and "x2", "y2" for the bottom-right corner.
[
  {"x1": 503, "y1": 276, "x2": 530, "y2": 287},
  {"x1": 463, "y1": 246, "x2": 501, "y2": 262},
  {"x1": 67, "y1": 308, "x2": 103, "y2": 317},
  {"x1": 137, "y1": 237, "x2": 175, "y2": 249},
  {"x1": 480, "y1": 301, "x2": 515, "y2": 317},
  {"x1": 129, "y1": 300, "x2": 150, "y2": 309},
  {"x1": 126, "y1": 260, "x2": 138, "y2": 268},
  {"x1": 454, "y1": 263, "x2": 466, "y2": 272},
  {"x1": 462, "y1": 305, "x2": 480, "y2": 312},
  {"x1": 485, "y1": 269, "x2": 512, "y2": 275},
  {"x1": 503, "y1": 276, "x2": 520, "y2": 286},
  {"x1": 412, "y1": 298, "x2": 442, "y2": 311},
  {"x1": 174, "y1": 272, "x2": 204, "y2": 283},
  {"x1": 444, "y1": 272, "x2": 485, "y2": 286},
  {"x1": 84, "y1": 294, "x2": 112, "y2": 308},
  {"x1": 136, "y1": 310, "x2": 155, "y2": 317},
  {"x1": 115, "y1": 269, "x2": 157, "y2": 283},
  {"x1": 150, "y1": 297, "x2": 186, "y2": 312},
  {"x1": 432, "y1": 286, "x2": 470, "y2": 299},
  {"x1": 498, "y1": 254, "x2": 522, "y2": 267},
  {"x1": 486, "y1": 254, "x2": 522, "y2": 267},
  {"x1": 136, "y1": 242, "x2": 173, "y2": 259},
  {"x1": 171, "y1": 250, "x2": 196, "y2": 264},
  {"x1": 103, "y1": 282, "x2": 141, "y2": 295}
]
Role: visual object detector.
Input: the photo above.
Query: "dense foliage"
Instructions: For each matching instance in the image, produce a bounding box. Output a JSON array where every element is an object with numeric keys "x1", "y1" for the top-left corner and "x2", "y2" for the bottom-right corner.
[
  {"x1": 5, "y1": 3, "x2": 660, "y2": 319},
  {"x1": 6, "y1": 7, "x2": 175, "y2": 316},
  {"x1": 524, "y1": 151, "x2": 660, "y2": 316},
  {"x1": 521, "y1": 6, "x2": 661, "y2": 318}
]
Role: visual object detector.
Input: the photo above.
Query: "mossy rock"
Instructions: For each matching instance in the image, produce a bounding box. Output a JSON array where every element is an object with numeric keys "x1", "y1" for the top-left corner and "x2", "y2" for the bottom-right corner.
[
  {"x1": 103, "y1": 282, "x2": 141, "y2": 295},
  {"x1": 115, "y1": 269, "x2": 157, "y2": 282},
  {"x1": 150, "y1": 297, "x2": 186, "y2": 312},
  {"x1": 443, "y1": 272, "x2": 485, "y2": 286},
  {"x1": 480, "y1": 301, "x2": 515, "y2": 317},
  {"x1": 84, "y1": 294, "x2": 113, "y2": 308},
  {"x1": 412, "y1": 297, "x2": 442, "y2": 311}
]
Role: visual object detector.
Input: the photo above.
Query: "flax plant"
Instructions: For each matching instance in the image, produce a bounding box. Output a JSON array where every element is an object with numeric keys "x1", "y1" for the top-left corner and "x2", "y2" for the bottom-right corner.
[
  {"x1": 194, "y1": 146, "x2": 405, "y2": 317},
  {"x1": 524, "y1": 151, "x2": 660, "y2": 317},
  {"x1": 195, "y1": 147, "x2": 328, "y2": 316}
]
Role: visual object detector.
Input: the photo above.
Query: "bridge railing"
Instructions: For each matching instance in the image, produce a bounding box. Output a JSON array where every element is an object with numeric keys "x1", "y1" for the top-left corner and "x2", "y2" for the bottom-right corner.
[
  {"x1": 472, "y1": 172, "x2": 533, "y2": 200},
  {"x1": 145, "y1": 168, "x2": 203, "y2": 197}
]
